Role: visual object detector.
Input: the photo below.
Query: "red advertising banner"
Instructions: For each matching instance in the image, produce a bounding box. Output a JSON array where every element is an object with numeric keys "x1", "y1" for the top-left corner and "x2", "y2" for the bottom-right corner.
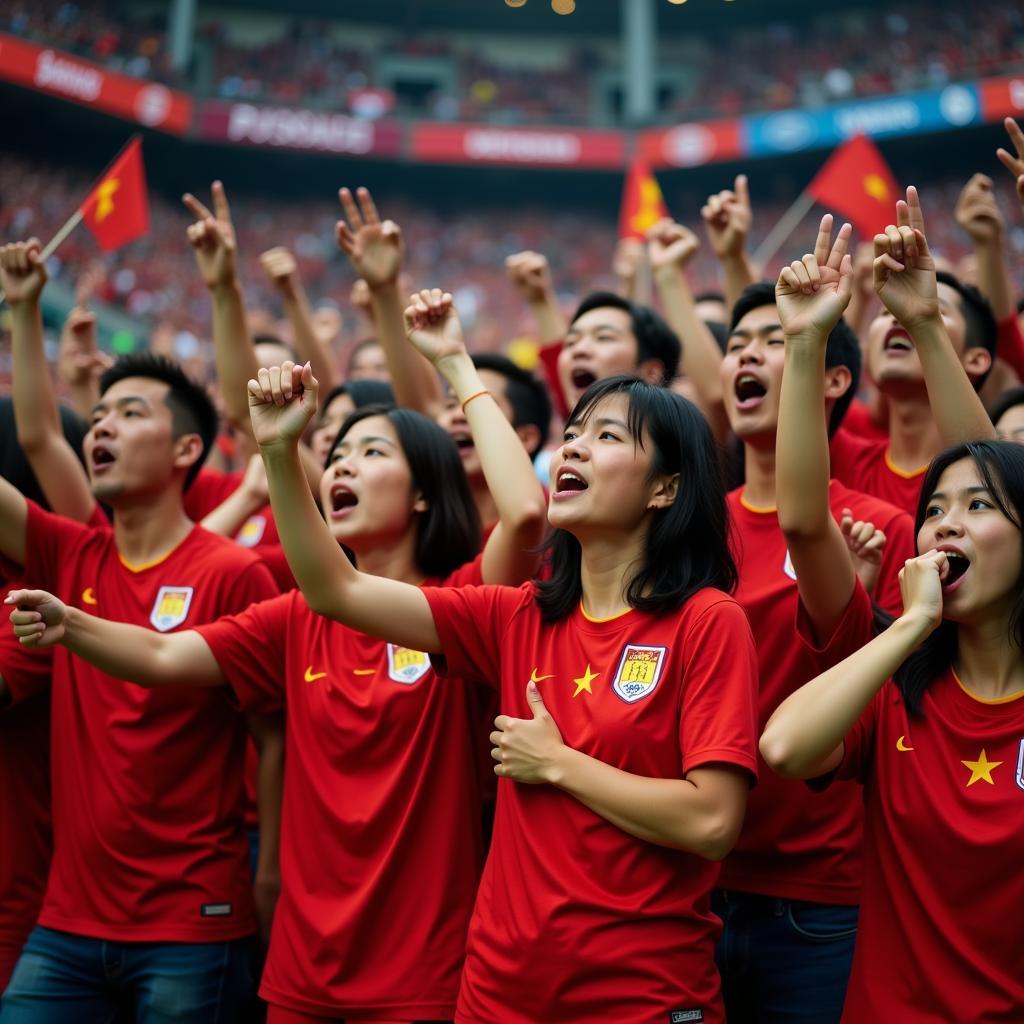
[
  {"x1": 0, "y1": 33, "x2": 192, "y2": 135},
  {"x1": 411, "y1": 123, "x2": 626, "y2": 169},
  {"x1": 979, "y1": 74, "x2": 1024, "y2": 121},
  {"x1": 638, "y1": 120, "x2": 743, "y2": 169},
  {"x1": 199, "y1": 101, "x2": 403, "y2": 158}
]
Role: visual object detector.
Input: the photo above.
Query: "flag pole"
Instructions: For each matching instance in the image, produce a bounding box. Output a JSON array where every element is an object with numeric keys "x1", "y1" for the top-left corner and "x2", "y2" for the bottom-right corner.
[
  {"x1": 0, "y1": 209, "x2": 84, "y2": 307},
  {"x1": 752, "y1": 190, "x2": 816, "y2": 270}
]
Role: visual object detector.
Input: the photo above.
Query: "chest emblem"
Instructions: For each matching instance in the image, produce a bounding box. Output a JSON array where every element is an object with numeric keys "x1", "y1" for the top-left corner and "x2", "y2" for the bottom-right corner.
[
  {"x1": 149, "y1": 586, "x2": 194, "y2": 632},
  {"x1": 961, "y1": 748, "x2": 1003, "y2": 788},
  {"x1": 612, "y1": 644, "x2": 667, "y2": 704},
  {"x1": 236, "y1": 515, "x2": 266, "y2": 547},
  {"x1": 387, "y1": 644, "x2": 431, "y2": 685},
  {"x1": 1015, "y1": 739, "x2": 1024, "y2": 793}
]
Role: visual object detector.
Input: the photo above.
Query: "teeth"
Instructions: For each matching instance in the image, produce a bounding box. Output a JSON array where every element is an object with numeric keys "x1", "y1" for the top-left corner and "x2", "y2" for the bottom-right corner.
[{"x1": 561, "y1": 472, "x2": 583, "y2": 484}]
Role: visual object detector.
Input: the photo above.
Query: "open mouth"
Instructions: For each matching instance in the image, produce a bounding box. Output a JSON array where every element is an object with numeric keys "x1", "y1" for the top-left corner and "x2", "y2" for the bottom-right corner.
[
  {"x1": 734, "y1": 373, "x2": 767, "y2": 409},
  {"x1": 943, "y1": 551, "x2": 970, "y2": 587},
  {"x1": 883, "y1": 327, "x2": 914, "y2": 353},
  {"x1": 571, "y1": 368, "x2": 597, "y2": 390},
  {"x1": 555, "y1": 469, "x2": 588, "y2": 494},
  {"x1": 330, "y1": 486, "x2": 358, "y2": 516},
  {"x1": 91, "y1": 446, "x2": 116, "y2": 471},
  {"x1": 450, "y1": 431, "x2": 475, "y2": 454}
]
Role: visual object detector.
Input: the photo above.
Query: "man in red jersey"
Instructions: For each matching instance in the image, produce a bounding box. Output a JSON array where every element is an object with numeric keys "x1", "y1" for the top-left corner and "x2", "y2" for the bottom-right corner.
[
  {"x1": 714, "y1": 216, "x2": 912, "y2": 1023},
  {"x1": 0, "y1": 249, "x2": 277, "y2": 1020}
]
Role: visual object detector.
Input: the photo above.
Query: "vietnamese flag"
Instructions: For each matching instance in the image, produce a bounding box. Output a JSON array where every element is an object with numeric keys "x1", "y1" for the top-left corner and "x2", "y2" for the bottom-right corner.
[
  {"x1": 79, "y1": 137, "x2": 150, "y2": 252},
  {"x1": 807, "y1": 134, "x2": 899, "y2": 238},
  {"x1": 618, "y1": 157, "x2": 669, "y2": 240}
]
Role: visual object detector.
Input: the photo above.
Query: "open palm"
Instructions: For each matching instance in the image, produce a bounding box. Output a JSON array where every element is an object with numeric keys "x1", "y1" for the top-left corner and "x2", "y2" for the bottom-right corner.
[{"x1": 336, "y1": 187, "x2": 402, "y2": 287}]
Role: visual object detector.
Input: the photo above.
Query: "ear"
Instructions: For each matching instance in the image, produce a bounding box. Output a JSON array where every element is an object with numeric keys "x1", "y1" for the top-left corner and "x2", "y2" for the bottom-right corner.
[
  {"x1": 646, "y1": 472, "x2": 680, "y2": 511},
  {"x1": 637, "y1": 358, "x2": 666, "y2": 386},
  {"x1": 172, "y1": 433, "x2": 204, "y2": 475},
  {"x1": 412, "y1": 490, "x2": 429, "y2": 514},
  {"x1": 514, "y1": 423, "x2": 542, "y2": 457},
  {"x1": 823, "y1": 364, "x2": 853, "y2": 402},
  {"x1": 962, "y1": 345, "x2": 992, "y2": 382}
]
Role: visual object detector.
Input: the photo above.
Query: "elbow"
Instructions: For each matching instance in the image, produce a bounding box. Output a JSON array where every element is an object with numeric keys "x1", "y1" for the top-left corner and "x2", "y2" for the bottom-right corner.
[
  {"x1": 513, "y1": 499, "x2": 548, "y2": 546},
  {"x1": 690, "y1": 812, "x2": 743, "y2": 862},
  {"x1": 758, "y1": 728, "x2": 806, "y2": 781},
  {"x1": 778, "y1": 517, "x2": 823, "y2": 544}
]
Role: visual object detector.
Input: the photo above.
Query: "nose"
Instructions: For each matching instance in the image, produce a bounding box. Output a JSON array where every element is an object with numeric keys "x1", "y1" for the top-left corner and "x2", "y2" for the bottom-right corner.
[
  {"x1": 738, "y1": 340, "x2": 763, "y2": 365},
  {"x1": 932, "y1": 510, "x2": 965, "y2": 540},
  {"x1": 90, "y1": 412, "x2": 115, "y2": 439}
]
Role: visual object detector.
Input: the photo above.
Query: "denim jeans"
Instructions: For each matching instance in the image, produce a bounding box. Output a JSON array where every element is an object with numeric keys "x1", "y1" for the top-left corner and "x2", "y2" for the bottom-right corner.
[
  {"x1": 0, "y1": 926, "x2": 254, "y2": 1023},
  {"x1": 713, "y1": 889, "x2": 858, "y2": 1024}
]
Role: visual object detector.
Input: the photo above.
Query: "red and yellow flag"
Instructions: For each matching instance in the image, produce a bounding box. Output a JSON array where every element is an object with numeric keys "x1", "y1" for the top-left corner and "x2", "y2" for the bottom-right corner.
[
  {"x1": 79, "y1": 137, "x2": 149, "y2": 252},
  {"x1": 618, "y1": 157, "x2": 668, "y2": 240},
  {"x1": 807, "y1": 134, "x2": 899, "y2": 238}
]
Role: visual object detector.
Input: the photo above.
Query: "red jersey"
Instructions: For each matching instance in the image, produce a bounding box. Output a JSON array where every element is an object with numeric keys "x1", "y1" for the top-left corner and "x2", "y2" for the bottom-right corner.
[
  {"x1": 721, "y1": 484, "x2": 883, "y2": 904},
  {"x1": 996, "y1": 312, "x2": 1024, "y2": 380},
  {"x1": 20, "y1": 501, "x2": 277, "y2": 942},
  {"x1": 841, "y1": 398, "x2": 888, "y2": 442},
  {"x1": 830, "y1": 428, "x2": 926, "y2": 516},
  {"x1": 196, "y1": 559, "x2": 489, "y2": 1019},
  {"x1": 830, "y1": 670, "x2": 1024, "y2": 1022},
  {"x1": 424, "y1": 583, "x2": 759, "y2": 1024},
  {"x1": 0, "y1": 581, "x2": 53, "y2": 989}
]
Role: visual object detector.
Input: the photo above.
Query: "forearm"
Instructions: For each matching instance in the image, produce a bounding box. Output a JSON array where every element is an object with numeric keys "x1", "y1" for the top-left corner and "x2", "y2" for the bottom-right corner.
[
  {"x1": 720, "y1": 254, "x2": 756, "y2": 314},
  {"x1": 67, "y1": 377, "x2": 101, "y2": 424},
  {"x1": 200, "y1": 485, "x2": 263, "y2": 537},
  {"x1": 974, "y1": 238, "x2": 1014, "y2": 322},
  {"x1": 211, "y1": 282, "x2": 260, "y2": 432},
  {"x1": 281, "y1": 286, "x2": 338, "y2": 392},
  {"x1": 761, "y1": 614, "x2": 929, "y2": 779},
  {"x1": 371, "y1": 283, "x2": 443, "y2": 416},
  {"x1": 528, "y1": 296, "x2": 567, "y2": 347},
  {"x1": 912, "y1": 318, "x2": 996, "y2": 443},
  {"x1": 11, "y1": 303, "x2": 62, "y2": 450}
]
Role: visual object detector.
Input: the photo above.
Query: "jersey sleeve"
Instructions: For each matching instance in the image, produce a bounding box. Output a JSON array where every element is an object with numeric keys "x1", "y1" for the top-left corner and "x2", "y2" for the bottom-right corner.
[
  {"x1": 874, "y1": 510, "x2": 915, "y2": 616},
  {"x1": 422, "y1": 582, "x2": 531, "y2": 686},
  {"x1": 829, "y1": 685, "x2": 886, "y2": 785},
  {"x1": 794, "y1": 579, "x2": 876, "y2": 664},
  {"x1": 195, "y1": 593, "x2": 292, "y2": 713},
  {"x1": 218, "y1": 553, "x2": 278, "y2": 613},
  {"x1": 678, "y1": 596, "x2": 759, "y2": 780}
]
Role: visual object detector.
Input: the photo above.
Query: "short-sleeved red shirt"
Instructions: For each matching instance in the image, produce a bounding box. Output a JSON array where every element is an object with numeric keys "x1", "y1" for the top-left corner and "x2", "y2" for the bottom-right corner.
[
  {"x1": 424, "y1": 583, "x2": 759, "y2": 1024},
  {"x1": 721, "y1": 486, "x2": 880, "y2": 903},
  {"x1": 197, "y1": 559, "x2": 489, "y2": 1019},
  {"x1": 21, "y1": 501, "x2": 277, "y2": 942},
  {"x1": 830, "y1": 428, "x2": 926, "y2": 516},
  {"x1": 830, "y1": 670, "x2": 1024, "y2": 1022}
]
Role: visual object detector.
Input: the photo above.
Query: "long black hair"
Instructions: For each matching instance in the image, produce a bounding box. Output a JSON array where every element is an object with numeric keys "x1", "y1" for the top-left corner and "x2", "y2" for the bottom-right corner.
[
  {"x1": 535, "y1": 376, "x2": 736, "y2": 622},
  {"x1": 328, "y1": 404, "x2": 481, "y2": 579},
  {"x1": 890, "y1": 439, "x2": 1024, "y2": 714}
]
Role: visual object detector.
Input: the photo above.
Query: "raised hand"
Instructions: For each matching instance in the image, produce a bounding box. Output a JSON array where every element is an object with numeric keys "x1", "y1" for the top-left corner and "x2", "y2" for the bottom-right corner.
[
  {"x1": 0, "y1": 238, "x2": 47, "y2": 306},
  {"x1": 58, "y1": 306, "x2": 112, "y2": 389},
  {"x1": 247, "y1": 360, "x2": 319, "y2": 449},
  {"x1": 873, "y1": 186, "x2": 938, "y2": 331},
  {"x1": 775, "y1": 215, "x2": 853, "y2": 339},
  {"x1": 701, "y1": 174, "x2": 751, "y2": 260},
  {"x1": 898, "y1": 550, "x2": 947, "y2": 636},
  {"x1": 259, "y1": 246, "x2": 300, "y2": 298},
  {"x1": 183, "y1": 181, "x2": 237, "y2": 290},
  {"x1": 612, "y1": 237, "x2": 645, "y2": 284},
  {"x1": 335, "y1": 187, "x2": 402, "y2": 289},
  {"x1": 996, "y1": 117, "x2": 1024, "y2": 210},
  {"x1": 505, "y1": 250, "x2": 555, "y2": 305},
  {"x1": 490, "y1": 683, "x2": 566, "y2": 784},
  {"x1": 841, "y1": 508, "x2": 886, "y2": 598},
  {"x1": 955, "y1": 173, "x2": 1005, "y2": 244},
  {"x1": 646, "y1": 217, "x2": 699, "y2": 272},
  {"x1": 6, "y1": 589, "x2": 68, "y2": 648},
  {"x1": 403, "y1": 289, "x2": 466, "y2": 366}
]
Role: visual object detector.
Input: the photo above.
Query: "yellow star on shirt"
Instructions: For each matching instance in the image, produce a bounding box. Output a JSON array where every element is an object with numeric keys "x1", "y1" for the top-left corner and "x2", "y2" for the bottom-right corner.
[
  {"x1": 572, "y1": 663, "x2": 599, "y2": 698},
  {"x1": 961, "y1": 748, "x2": 1003, "y2": 787}
]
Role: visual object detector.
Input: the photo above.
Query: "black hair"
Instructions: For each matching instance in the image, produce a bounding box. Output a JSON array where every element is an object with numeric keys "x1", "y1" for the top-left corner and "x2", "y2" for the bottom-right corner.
[
  {"x1": 328, "y1": 404, "x2": 480, "y2": 578},
  {"x1": 989, "y1": 386, "x2": 1024, "y2": 428},
  {"x1": 98, "y1": 352, "x2": 217, "y2": 491},
  {"x1": 705, "y1": 319, "x2": 729, "y2": 354},
  {"x1": 570, "y1": 291, "x2": 681, "y2": 384},
  {"x1": 935, "y1": 270, "x2": 997, "y2": 391},
  {"x1": 252, "y1": 334, "x2": 298, "y2": 362},
  {"x1": 695, "y1": 289, "x2": 726, "y2": 306},
  {"x1": 471, "y1": 353, "x2": 551, "y2": 457},
  {"x1": 887, "y1": 440, "x2": 1024, "y2": 714},
  {"x1": 346, "y1": 337, "x2": 383, "y2": 374},
  {"x1": 0, "y1": 397, "x2": 88, "y2": 509},
  {"x1": 730, "y1": 282, "x2": 861, "y2": 435},
  {"x1": 535, "y1": 376, "x2": 736, "y2": 622},
  {"x1": 320, "y1": 379, "x2": 395, "y2": 418}
]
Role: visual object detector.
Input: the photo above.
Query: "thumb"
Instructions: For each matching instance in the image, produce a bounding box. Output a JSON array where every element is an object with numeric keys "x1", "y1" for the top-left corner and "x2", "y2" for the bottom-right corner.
[
  {"x1": 4, "y1": 589, "x2": 47, "y2": 609},
  {"x1": 526, "y1": 681, "x2": 548, "y2": 719}
]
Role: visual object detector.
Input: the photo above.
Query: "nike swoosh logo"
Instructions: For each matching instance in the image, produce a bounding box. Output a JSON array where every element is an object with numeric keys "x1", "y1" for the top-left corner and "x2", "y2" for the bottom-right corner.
[
  {"x1": 82, "y1": 587, "x2": 97, "y2": 606},
  {"x1": 530, "y1": 668, "x2": 554, "y2": 683},
  {"x1": 353, "y1": 668, "x2": 375, "y2": 676},
  {"x1": 896, "y1": 735, "x2": 914, "y2": 752},
  {"x1": 304, "y1": 667, "x2": 327, "y2": 683}
]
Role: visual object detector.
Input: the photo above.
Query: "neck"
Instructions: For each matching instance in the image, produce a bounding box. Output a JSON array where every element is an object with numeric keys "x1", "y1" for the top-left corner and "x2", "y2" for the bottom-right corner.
[
  {"x1": 954, "y1": 613, "x2": 1024, "y2": 701},
  {"x1": 351, "y1": 528, "x2": 423, "y2": 585},
  {"x1": 470, "y1": 474, "x2": 499, "y2": 530},
  {"x1": 112, "y1": 488, "x2": 194, "y2": 567},
  {"x1": 741, "y1": 440, "x2": 777, "y2": 509},
  {"x1": 578, "y1": 528, "x2": 647, "y2": 620},
  {"x1": 885, "y1": 392, "x2": 943, "y2": 472}
]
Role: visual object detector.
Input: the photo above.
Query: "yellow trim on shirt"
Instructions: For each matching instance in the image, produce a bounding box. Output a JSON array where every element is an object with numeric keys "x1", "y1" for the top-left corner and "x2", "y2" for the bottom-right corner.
[
  {"x1": 883, "y1": 448, "x2": 928, "y2": 480},
  {"x1": 579, "y1": 600, "x2": 632, "y2": 623},
  {"x1": 738, "y1": 491, "x2": 777, "y2": 514},
  {"x1": 952, "y1": 668, "x2": 1024, "y2": 705}
]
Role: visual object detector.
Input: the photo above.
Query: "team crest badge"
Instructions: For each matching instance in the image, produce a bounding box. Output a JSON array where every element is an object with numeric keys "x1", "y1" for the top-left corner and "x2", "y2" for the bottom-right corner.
[
  {"x1": 149, "y1": 586, "x2": 194, "y2": 632},
  {"x1": 1015, "y1": 738, "x2": 1024, "y2": 792},
  {"x1": 783, "y1": 550, "x2": 798, "y2": 581},
  {"x1": 236, "y1": 515, "x2": 266, "y2": 548},
  {"x1": 612, "y1": 644, "x2": 667, "y2": 704},
  {"x1": 387, "y1": 644, "x2": 431, "y2": 685}
]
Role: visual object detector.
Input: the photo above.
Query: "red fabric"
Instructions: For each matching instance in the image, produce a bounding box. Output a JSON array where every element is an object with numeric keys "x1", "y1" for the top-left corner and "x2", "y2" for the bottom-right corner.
[
  {"x1": 537, "y1": 340, "x2": 569, "y2": 421},
  {"x1": 807, "y1": 134, "x2": 900, "y2": 239},
  {"x1": 79, "y1": 137, "x2": 149, "y2": 252},
  {"x1": 424, "y1": 583, "x2": 758, "y2": 1024},
  {"x1": 720, "y1": 486, "x2": 881, "y2": 904},
  {"x1": 830, "y1": 428, "x2": 926, "y2": 516},
  {"x1": 996, "y1": 312, "x2": 1024, "y2": 381},
  {"x1": 618, "y1": 157, "x2": 668, "y2": 240},
  {"x1": 841, "y1": 397, "x2": 889, "y2": 442},
  {"x1": 831, "y1": 672, "x2": 1024, "y2": 1021},
  {"x1": 0, "y1": 583, "x2": 53, "y2": 990},
  {"x1": 21, "y1": 502, "x2": 276, "y2": 942},
  {"x1": 196, "y1": 557, "x2": 489, "y2": 1019}
]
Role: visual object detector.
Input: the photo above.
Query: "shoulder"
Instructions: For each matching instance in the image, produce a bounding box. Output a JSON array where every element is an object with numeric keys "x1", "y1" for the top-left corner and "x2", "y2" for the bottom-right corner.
[
  {"x1": 671, "y1": 587, "x2": 751, "y2": 637},
  {"x1": 187, "y1": 526, "x2": 271, "y2": 570}
]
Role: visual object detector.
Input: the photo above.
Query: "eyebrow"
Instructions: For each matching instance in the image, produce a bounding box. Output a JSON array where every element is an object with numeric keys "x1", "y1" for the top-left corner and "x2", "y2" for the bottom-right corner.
[
  {"x1": 566, "y1": 415, "x2": 630, "y2": 432},
  {"x1": 567, "y1": 322, "x2": 626, "y2": 334},
  {"x1": 333, "y1": 435, "x2": 396, "y2": 453},
  {"x1": 729, "y1": 322, "x2": 783, "y2": 340},
  {"x1": 926, "y1": 485, "x2": 991, "y2": 502},
  {"x1": 90, "y1": 395, "x2": 152, "y2": 416}
]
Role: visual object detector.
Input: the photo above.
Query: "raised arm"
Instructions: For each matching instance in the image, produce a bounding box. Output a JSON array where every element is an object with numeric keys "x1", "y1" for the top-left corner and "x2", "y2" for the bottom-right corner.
[
  {"x1": 647, "y1": 218, "x2": 729, "y2": 441},
  {"x1": 701, "y1": 174, "x2": 756, "y2": 315},
  {"x1": 874, "y1": 187, "x2": 995, "y2": 444},
  {"x1": 996, "y1": 117, "x2": 1024, "y2": 217},
  {"x1": 7, "y1": 589, "x2": 224, "y2": 687},
  {"x1": 0, "y1": 241, "x2": 97, "y2": 524},
  {"x1": 404, "y1": 289, "x2": 547, "y2": 584},
  {"x1": 336, "y1": 187, "x2": 442, "y2": 416},
  {"x1": 259, "y1": 246, "x2": 339, "y2": 392},
  {"x1": 775, "y1": 215, "x2": 859, "y2": 640},
  {"x1": 955, "y1": 173, "x2": 1013, "y2": 322},
  {"x1": 201, "y1": 454, "x2": 268, "y2": 537},
  {"x1": 612, "y1": 238, "x2": 650, "y2": 305},
  {"x1": 760, "y1": 551, "x2": 944, "y2": 779},
  {"x1": 249, "y1": 361, "x2": 440, "y2": 651}
]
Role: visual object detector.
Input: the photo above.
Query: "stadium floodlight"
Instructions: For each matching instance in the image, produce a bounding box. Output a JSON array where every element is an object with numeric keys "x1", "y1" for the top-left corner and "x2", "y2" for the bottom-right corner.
[
  {"x1": 504, "y1": 0, "x2": 528, "y2": 6},
  {"x1": 667, "y1": 0, "x2": 688, "y2": 4},
  {"x1": 551, "y1": 0, "x2": 575, "y2": 12}
]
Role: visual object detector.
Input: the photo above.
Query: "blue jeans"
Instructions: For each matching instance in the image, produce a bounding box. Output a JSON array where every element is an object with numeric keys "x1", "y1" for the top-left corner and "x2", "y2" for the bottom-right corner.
[
  {"x1": 713, "y1": 889, "x2": 857, "y2": 1024},
  {"x1": 0, "y1": 926, "x2": 254, "y2": 1023}
]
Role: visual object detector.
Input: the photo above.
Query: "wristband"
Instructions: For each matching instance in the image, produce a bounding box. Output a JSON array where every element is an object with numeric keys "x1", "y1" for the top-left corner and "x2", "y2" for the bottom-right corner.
[{"x1": 461, "y1": 389, "x2": 491, "y2": 413}]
